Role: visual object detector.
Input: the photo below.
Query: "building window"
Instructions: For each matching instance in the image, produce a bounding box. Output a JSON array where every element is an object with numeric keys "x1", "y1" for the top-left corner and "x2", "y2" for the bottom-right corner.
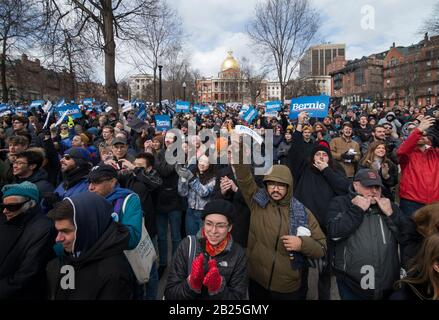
[
  {"x1": 427, "y1": 72, "x2": 431, "y2": 78},
  {"x1": 427, "y1": 61, "x2": 431, "y2": 66}
]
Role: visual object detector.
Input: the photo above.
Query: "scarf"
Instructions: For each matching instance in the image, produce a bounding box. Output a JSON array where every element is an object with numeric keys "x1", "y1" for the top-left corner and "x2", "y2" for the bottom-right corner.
[
  {"x1": 63, "y1": 164, "x2": 90, "y2": 190},
  {"x1": 252, "y1": 188, "x2": 308, "y2": 270},
  {"x1": 202, "y1": 227, "x2": 231, "y2": 257}
]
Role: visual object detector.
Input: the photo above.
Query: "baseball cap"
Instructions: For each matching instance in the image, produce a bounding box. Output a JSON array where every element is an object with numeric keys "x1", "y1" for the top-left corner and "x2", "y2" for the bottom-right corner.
[
  {"x1": 354, "y1": 169, "x2": 384, "y2": 187},
  {"x1": 111, "y1": 137, "x2": 127, "y2": 146},
  {"x1": 87, "y1": 165, "x2": 118, "y2": 182}
]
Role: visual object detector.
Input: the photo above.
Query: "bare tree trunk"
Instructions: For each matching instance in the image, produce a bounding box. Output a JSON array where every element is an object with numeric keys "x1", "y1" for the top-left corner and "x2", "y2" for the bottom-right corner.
[
  {"x1": 102, "y1": 0, "x2": 118, "y2": 109},
  {"x1": 153, "y1": 67, "x2": 157, "y2": 106},
  {"x1": 1, "y1": 39, "x2": 8, "y2": 102}
]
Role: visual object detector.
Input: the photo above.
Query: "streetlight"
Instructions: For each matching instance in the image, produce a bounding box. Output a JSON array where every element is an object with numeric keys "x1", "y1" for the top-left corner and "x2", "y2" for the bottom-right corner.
[
  {"x1": 158, "y1": 64, "x2": 163, "y2": 110},
  {"x1": 182, "y1": 82, "x2": 187, "y2": 101}
]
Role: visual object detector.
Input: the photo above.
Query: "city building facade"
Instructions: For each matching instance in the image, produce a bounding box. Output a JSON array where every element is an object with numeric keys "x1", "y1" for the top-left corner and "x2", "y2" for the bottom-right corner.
[{"x1": 128, "y1": 73, "x2": 154, "y2": 100}]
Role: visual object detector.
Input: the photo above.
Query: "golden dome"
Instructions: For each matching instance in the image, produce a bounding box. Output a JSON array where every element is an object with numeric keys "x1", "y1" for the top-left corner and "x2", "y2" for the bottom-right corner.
[{"x1": 221, "y1": 50, "x2": 240, "y2": 71}]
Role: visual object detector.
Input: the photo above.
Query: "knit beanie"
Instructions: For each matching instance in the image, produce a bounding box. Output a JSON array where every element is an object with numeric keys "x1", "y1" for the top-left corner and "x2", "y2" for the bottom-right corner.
[
  {"x1": 202, "y1": 199, "x2": 235, "y2": 224},
  {"x1": 2, "y1": 181, "x2": 40, "y2": 202}
]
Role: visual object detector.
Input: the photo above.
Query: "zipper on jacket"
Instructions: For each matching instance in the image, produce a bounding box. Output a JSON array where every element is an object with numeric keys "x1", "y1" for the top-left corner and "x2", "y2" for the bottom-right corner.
[
  {"x1": 343, "y1": 246, "x2": 347, "y2": 271},
  {"x1": 268, "y1": 207, "x2": 283, "y2": 290},
  {"x1": 379, "y1": 216, "x2": 387, "y2": 245}
]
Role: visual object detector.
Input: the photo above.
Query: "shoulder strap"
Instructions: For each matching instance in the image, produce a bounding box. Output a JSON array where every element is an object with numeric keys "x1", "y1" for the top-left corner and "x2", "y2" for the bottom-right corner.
[{"x1": 187, "y1": 235, "x2": 197, "y2": 275}]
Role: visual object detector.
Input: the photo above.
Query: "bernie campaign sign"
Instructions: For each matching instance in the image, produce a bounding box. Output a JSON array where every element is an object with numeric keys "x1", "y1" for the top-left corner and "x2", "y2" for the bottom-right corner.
[
  {"x1": 155, "y1": 115, "x2": 171, "y2": 132},
  {"x1": 83, "y1": 98, "x2": 93, "y2": 106},
  {"x1": 266, "y1": 101, "x2": 282, "y2": 113},
  {"x1": 289, "y1": 95, "x2": 330, "y2": 119},
  {"x1": 56, "y1": 104, "x2": 82, "y2": 119},
  {"x1": 241, "y1": 106, "x2": 258, "y2": 124},
  {"x1": 30, "y1": 100, "x2": 45, "y2": 108},
  {"x1": 176, "y1": 100, "x2": 190, "y2": 113}
]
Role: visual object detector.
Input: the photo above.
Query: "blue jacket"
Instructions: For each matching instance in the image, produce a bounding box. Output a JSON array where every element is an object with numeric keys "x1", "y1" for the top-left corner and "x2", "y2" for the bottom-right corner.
[
  {"x1": 54, "y1": 178, "x2": 89, "y2": 199},
  {"x1": 106, "y1": 186, "x2": 142, "y2": 250}
]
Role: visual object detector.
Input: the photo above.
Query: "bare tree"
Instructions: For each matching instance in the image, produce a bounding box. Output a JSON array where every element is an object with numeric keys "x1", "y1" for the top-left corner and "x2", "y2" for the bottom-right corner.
[
  {"x1": 421, "y1": 1, "x2": 439, "y2": 35},
  {"x1": 241, "y1": 56, "x2": 268, "y2": 105},
  {"x1": 130, "y1": 0, "x2": 184, "y2": 106},
  {"x1": 46, "y1": 0, "x2": 158, "y2": 109},
  {"x1": 247, "y1": 0, "x2": 320, "y2": 103},
  {"x1": 285, "y1": 78, "x2": 319, "y2": 98},
  {"x1": 0, "y1": 0, "x2": 45, "y2": 102}
]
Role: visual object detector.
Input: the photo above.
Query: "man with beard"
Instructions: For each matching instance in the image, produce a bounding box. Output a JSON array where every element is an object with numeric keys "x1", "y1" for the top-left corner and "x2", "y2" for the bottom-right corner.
[
  {"x1": 330, "y1": 122, "x2": 361, "y2": 178},
  {"x1": 54, "y1": 147, "x2": 91, "y2": 199}
]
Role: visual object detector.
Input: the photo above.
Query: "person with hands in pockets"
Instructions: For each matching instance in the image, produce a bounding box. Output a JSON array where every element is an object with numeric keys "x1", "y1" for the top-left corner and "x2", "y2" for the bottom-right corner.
[{"x1": 164, "y1": 199, "x2": 248, "y2": 300}]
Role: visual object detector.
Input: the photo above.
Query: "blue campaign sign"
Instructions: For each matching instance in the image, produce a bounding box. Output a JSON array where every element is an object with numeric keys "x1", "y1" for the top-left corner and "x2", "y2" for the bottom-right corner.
[
  {"x1": 176, "y1": 100, "x2": 190, "y2": 113},
  {"x1": 30, "y1": 100, "x2": 45, "y2": 108},
  {"x1": 56, "y1": 104, "x2": 83, "y2": 119},
  {"x1": 241, "y1": 106, "x2": 258, "y2": 124},
  {"x1": 195, "y1": 105, "x2": 210, "y2": 115},
  {"x1": 266, "y1": 101, "x2": 282, "y2": 112},
  {"x1": 155, "y1": 115, "x2": 171, "y2": 132},
  {"x1": 0, "y1": 104, "x2": 9, "y2": 113},
  {"x1": 289, "y1": 95, "x2": 330, "y2": 119},
  {"x1": 83, "y1": 98, "x2": 93, "y2": 106},
  {"x1": 136, "y1": 103, "x2": 147, "y2": 121},
  {"x1": 217, "y1": 104, "x2": 225, "y2": 112}
]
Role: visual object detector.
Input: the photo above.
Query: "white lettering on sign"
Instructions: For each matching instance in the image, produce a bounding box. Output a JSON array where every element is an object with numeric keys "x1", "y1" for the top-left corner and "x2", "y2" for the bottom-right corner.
[{"x1": 292, "y1": 102, "x2": 326, "y2": 111}]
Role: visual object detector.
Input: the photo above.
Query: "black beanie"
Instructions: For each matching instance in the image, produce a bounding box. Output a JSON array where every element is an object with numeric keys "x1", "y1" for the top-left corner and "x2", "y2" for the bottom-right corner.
[{"x1": 202, "y1": 199, "x2": 235, "y2": 223}]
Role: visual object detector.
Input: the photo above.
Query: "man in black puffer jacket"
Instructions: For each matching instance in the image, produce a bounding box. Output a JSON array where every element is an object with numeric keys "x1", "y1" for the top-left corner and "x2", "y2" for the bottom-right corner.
[{"x1": 327, "y1": 169, "x2": 411, "y2": 300}]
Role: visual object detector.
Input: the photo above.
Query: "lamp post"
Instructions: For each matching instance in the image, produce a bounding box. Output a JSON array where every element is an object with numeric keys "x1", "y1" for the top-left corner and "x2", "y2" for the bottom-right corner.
[
  {"x1": 158, "y1": 64, "x2": 163, "y2": 109},
  {"x1": 182, "y1": 82, "x2": 187, "y2": 101}
]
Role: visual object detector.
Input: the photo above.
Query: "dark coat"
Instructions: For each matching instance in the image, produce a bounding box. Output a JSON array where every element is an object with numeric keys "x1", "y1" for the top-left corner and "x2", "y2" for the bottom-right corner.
[
  {"x1": 119, "y1": 168, "x2": 163, "y2": 238},
  {"x1": 326, "y1": 189, "x2": 410, "y2": 299},
  {"x1": 154, "y1": 149, "x2": 182, "y2": 213},
  {"x1": 0, "y1": 206, "x2": 56, "y2": 299},
  {"x1": 164, "y1": 235, "x2": 248, "y2": 300},
  {"x1": 288, "y1": 129, "x2": 350, "y2": 231},
  {"x1": 46, "y1": 222, "x2": 133, "y2": 300},
  {"x1": 14, "y1": 169, "x2": 54, "y2": 196},
  {"x1": 213, "y1": 165, "x2": 251, "y2": 248}
]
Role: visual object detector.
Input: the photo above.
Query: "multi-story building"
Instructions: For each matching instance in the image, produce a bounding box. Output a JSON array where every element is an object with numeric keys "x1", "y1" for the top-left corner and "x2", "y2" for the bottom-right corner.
[
  {"x1": 129, "y1": 74, "x2": 154, "y2": 100},
  {"x1": 196, "y1": 51, "x2": 267, "y2": 104},
  {"x1": 329, "y1": 52, "x2": 386, "y2": 105},
  {"x1": 299, "y1": 43, "x2": 346, "y2": 96},
  {"x1": 267, "y1": 81, "x2": 281, "y2": 100},
  {"x1": 0, "y1": 54, "x2": 75, "y2": 102},
  {"x1": 383, "y1": 33, "x2": 439, "y2": 107}
]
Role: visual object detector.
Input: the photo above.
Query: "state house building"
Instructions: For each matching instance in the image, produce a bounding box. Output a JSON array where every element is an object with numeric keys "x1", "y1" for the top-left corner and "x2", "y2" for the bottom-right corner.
[{"x1": 196, "y1": 51, "x2": 270, "y2": 104}]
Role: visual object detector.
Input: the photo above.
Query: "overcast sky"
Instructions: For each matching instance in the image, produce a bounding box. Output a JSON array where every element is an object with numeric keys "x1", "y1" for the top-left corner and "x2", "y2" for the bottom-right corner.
[{"x1": 73, "y1": 0, "x2": 438, "y2": 82}]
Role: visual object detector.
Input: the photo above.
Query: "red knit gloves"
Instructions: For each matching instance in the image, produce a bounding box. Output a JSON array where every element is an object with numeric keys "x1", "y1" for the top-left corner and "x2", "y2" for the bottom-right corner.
[
  {"x1": 188, "y1": 253, "x2": 204, "y2": 292},
  {"x1": 203, "y1": 258, "x2": 223, "y2": 294}
]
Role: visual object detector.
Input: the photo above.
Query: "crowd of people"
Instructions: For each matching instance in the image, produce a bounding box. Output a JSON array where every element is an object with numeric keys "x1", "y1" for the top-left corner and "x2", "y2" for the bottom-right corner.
[{"x1": 0, "y1": 101, "x2": 438, "y2": 300}]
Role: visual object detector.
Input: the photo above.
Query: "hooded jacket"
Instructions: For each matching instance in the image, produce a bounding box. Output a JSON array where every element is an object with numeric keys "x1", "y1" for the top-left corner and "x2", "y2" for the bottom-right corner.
[
  {"x1": 233, "y1": 163, "x2": 326, "y2": 293},
  {"x1": 288, "y1": 130, "x2": 351, "y2": 230},
  {"x1": 14, "y1": 169, "x2": 54, "y2": 196},
  {"x1": 378, "y1": 112, "x2": 402, "y2": 133},
  {"x1": 46, "y1": 192, "x2": 133, "y2": 300}
]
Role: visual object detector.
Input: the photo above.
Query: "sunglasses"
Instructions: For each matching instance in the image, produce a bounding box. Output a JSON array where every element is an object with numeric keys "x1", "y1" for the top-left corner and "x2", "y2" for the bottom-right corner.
[
  {"x1": 1, "y1": 200, "x2": 30, "y2": 212},
  {"x1": 62, "y1": 154, "x2": 77, "y2": 161}
]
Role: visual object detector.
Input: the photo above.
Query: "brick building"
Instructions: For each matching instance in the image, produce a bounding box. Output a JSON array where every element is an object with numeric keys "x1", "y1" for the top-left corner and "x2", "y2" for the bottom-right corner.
[
  {"x1": 329, "y1": 52, "x2": 387, "y2": 105},
  {"x1": 383, "y1": 33, "x2": 439, "y2": 107},
  {"x1": 0, "y1": 54, "x2": 76, "y2": 102}
]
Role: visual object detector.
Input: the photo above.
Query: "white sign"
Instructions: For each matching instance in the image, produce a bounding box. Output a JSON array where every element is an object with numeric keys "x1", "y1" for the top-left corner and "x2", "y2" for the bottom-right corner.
[{"x1": 234, "y1": 125, "x2": 264, "y2": 145}]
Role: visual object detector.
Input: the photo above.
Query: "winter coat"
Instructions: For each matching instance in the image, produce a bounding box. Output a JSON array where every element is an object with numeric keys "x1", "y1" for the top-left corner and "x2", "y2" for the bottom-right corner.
[
  {"x1": 277, "y1": 140, "x2": 292, "y2": 166},
  {"x1": 326, "y1": 189, "x2": 409, "y2": 299},
  {"x1": 0, "y1": 206, "x2": 56, "y2": 299},
  {"x1": 46, "y1": 193, "x2": 133, "y2": 300},
  {"x1": 397, "y1": 128, "x2": 439, "y2": 205},
  {"x1": 154, "y1": 149, "x2": 182, "y2": 213},
  {"x1": 213, "y1": 165, "x2": 251, "y2": 248},
  {"x1": 233, "y1": 163, "x2": 326, "y2": 293},
  {"x1": 164, "y1": 234, "x2": 248, "y2": 300},
  {"x1": 330, "y1": 136, "x2": 361, "y2": 177},
  {"x1": 118, "y1": 168, "x2": 163, "y2": 239},
  {"x1": 14, "y1": 169, "x2": 54, "y2": 196},
  {"x1": 178, "y1": 175, "x2": 216, "y2": 211},
  {"x1": 288, "y1": 129, "x2": 350, "y2": 231},
  {"x1": 106, "y1": 187, "x2": 143, "y2": 250}
]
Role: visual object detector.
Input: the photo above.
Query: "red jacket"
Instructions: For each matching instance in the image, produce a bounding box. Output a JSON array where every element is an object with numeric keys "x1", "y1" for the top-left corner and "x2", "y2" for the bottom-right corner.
[{"x1": 397, "y1": 128, "x2": 439, "y2": 204}]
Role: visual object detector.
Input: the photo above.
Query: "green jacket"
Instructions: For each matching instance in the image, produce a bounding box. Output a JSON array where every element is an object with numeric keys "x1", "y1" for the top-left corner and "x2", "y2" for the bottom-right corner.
[{"x1": 233, "y1": 163, "x2": 326, "y2": 293}]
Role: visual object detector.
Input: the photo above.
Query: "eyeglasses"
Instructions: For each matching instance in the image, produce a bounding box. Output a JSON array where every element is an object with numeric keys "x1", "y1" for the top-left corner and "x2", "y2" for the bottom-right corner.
[
  {"x1": 13, "y1": 121, "x2": 23, "y2": 125},
  {"x1": 266, "y1": 181, "x2": 287, "y2": 190},
  {"x1": 204, "y1": 220, "x2": 229, "y2": 231},
  {"x1": 13, "y1": 161, "x2": 28, "y2": 166},
  {"x1": 1, "y1": 200, "x2": 30, "y2": 212}
]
